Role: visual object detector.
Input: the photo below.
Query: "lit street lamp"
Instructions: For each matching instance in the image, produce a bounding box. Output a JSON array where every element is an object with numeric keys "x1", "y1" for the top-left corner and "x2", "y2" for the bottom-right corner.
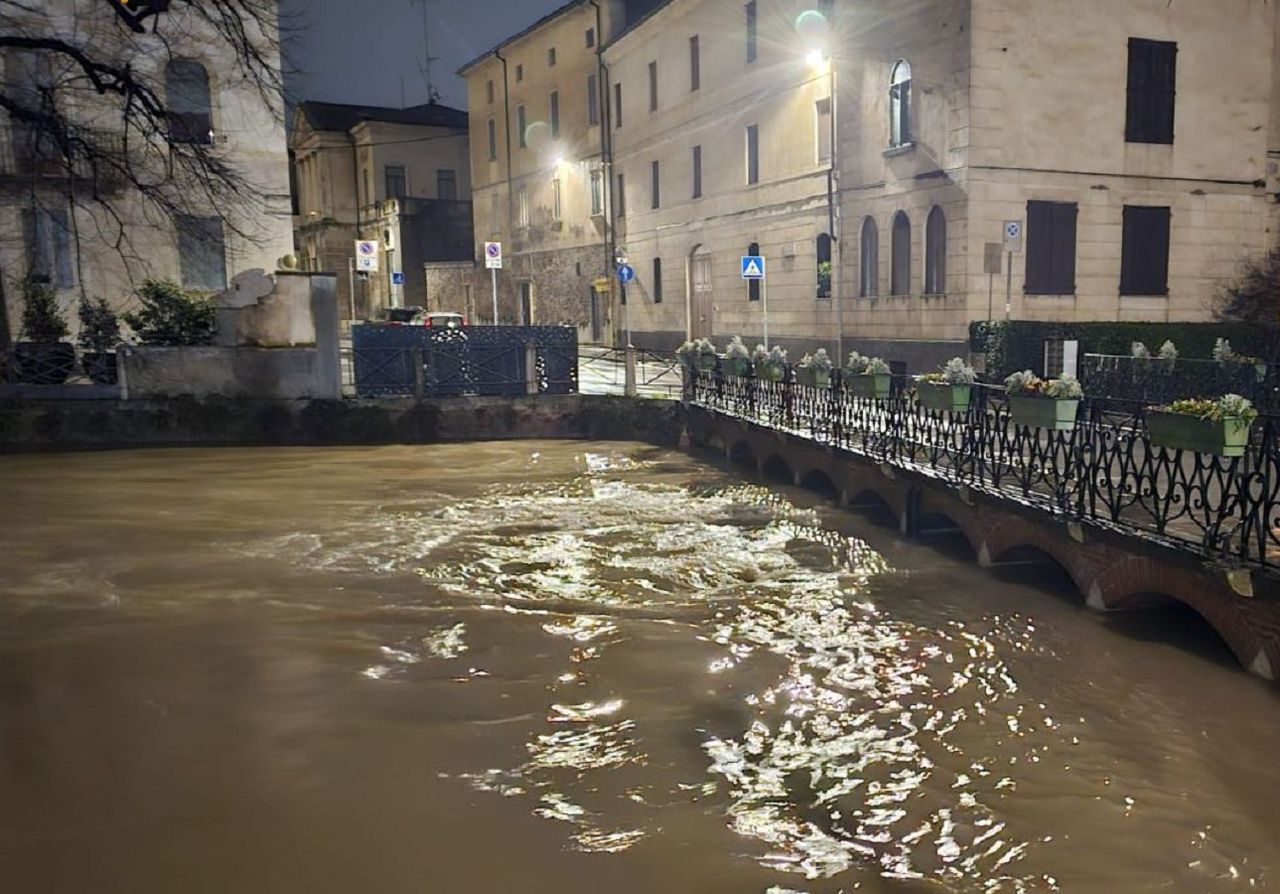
[{"x1": 808, "y1": 45, "x2": 842, "y2": 365}]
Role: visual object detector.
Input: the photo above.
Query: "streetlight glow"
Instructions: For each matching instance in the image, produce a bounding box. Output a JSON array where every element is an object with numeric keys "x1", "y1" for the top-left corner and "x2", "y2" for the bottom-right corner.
[{"x1": 805, "y1": 48, "x2": 827, "y2": 71}]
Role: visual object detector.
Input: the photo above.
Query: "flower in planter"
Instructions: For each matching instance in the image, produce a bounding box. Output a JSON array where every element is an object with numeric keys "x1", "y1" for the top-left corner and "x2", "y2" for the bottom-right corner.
[
  {"x1": 767, "y1": 345, "x2": 788, "y2": 366},
  {"x1": 1131, "y1": 341, "x2": 1151, "y2": 359},
  {"x1": 1158, "y1": 394, "x2": 1258, "y2": 425},
  {"x1": 1158, "y1": 340, "x2": 1178, "y2": 361},
  {"x1": 845, "y1": 350, "x2": 867, "y2": 374},
  {"x1": 798, "y1": 348, "x2": 833, "y2": 372},
  {"x1": 724, "y1": 335, "x2": 750, "y2": 360},
  {"x1": 863, "y1": 357, "x2": 890, "y2": 376},
  {"x1": 920, "y1": 357, "x2": 976, "y2": 385},
  {"x1": 1040, "y1": 375, "x2": 1083, "y2": 400},
  {"x1": 1213, "y1": 338, "x2": 1261, "y2": 365}
]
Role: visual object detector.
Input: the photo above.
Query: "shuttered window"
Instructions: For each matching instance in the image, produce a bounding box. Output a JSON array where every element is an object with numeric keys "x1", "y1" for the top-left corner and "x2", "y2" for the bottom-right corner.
[
  {"x1": 1126, "y1": 38, "x2": 1176, "y2": 144},
  {"x1": 1120, "y1": 205, "x2": 1171, "y2": 296},
  {"x1": 22, "y1": 206, "x2": 74, "y2": 288},
  {"x1": 859, "y1": 217, "x2": 879, "y2": 298},
  {"x1": 692, "y1": 145, "x2": 702, "y2": 198},
  {"x1": 747, "y1": 241, "x2": 760, "y2": 301},
  {"x1": 176, "y1": 215, "x2": 227, "y2": 292},
  {"x1": 653, "y1": 257, "x2": 663, "y2": 303},
  {"x1": 1025, "y1": 200, "x2": 1077, "y2": 295},
  {"x1": 651, "y1": 160, "x2": 660, "y2": 209},
  {"x1": 890, "y1": 211, "x2": 911, "y2": 296}
]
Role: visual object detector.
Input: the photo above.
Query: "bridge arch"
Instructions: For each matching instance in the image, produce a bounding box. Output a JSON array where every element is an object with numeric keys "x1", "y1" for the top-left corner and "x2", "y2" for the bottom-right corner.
[
  {"x1": 726, "y1": 439, "x2": 755, "y2": 467},
  {"x1": 760, "y1": 453, "x2": 795, "y2": 484},
  {"x1": 798, "y1": 468, "x2": 838, "y2": 499}
]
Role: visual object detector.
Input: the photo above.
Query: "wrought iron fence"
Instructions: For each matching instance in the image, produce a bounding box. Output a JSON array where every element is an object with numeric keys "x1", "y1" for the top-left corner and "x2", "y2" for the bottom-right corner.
[
  {"x1": 578, "y1": 346, "x2": 682, "y2": 398},
  {"x1": 1, "y1": 345, "x2": 118, "y2": 388},
  {"x1": 1079, "y1": 354, "x2": 1279, "y2": 413},
  {"x1": 686, "y1": 361, "x2": 1280, "y2": 573},
  {"x1": 349, "y1": 324, "x2": 577, "y2": 398}
]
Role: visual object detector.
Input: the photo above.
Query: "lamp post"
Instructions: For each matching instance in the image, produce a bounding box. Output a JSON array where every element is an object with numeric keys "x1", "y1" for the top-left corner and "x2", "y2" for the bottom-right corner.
[{"x1": 808, "y1": 48, "x2": 841, "y2": 366}]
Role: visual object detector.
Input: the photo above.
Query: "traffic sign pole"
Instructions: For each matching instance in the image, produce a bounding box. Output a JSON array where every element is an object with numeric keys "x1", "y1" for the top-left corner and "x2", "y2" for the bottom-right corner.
[
  {"x1": 762, "y1": 276, "x2": 769, "y2": 350},
  {"x1": 491, "y1": 268, "x2": 498, "y2": 325}
]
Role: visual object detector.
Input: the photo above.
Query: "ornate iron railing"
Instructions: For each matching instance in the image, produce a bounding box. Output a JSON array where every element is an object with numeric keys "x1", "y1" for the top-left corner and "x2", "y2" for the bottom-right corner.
[
  {"x1": 686, "y1": 362, "x2": 1280, "y2": 573},
  {"x1": 1079, "y1": 354, "x2": 1279, "y2": 413}
]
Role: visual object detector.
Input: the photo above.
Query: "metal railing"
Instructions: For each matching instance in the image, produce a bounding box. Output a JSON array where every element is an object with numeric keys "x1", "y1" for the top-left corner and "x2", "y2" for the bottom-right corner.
[
  {"x1": 1079, "y1": 354, "x2": 1279, "y2": 413},
  {"x1": 686, "y1": 361, "x2": 1280, "y2": 573},
  {"x1": 1, "y1": 345, "x2": 118, "y2": 388},
  {"x1": 578, "y1": 346, "x2": 682, "y2": 398}
]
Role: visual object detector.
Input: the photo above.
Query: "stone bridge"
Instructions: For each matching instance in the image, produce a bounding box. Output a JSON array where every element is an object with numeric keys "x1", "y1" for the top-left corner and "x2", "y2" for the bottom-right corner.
[{"x1": 686, "y1": 406, "x2": 1280, "y2": 683}]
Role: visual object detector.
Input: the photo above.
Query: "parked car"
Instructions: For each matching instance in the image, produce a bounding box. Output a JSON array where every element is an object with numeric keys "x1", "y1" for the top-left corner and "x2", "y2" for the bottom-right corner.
[
  {"x1": 385, "y1": 307, "x2": 425, "y2": 325},
  {"x1": 424, "y1": 312, "x2": 466, "y2": 330},
  {"x1": 382, "y1": 308, "x2": 467, "y2": 329}
]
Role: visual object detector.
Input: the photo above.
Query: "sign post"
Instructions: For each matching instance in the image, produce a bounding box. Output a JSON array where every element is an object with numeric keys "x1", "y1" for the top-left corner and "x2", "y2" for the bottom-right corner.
[
  {"x1": 617, "y1": 262, "x2": 636, "y2": 348},
  {"x1": 484, "y1": 242, "x2": 502, "y2": 325},
  {"x1": 1002, "y1": 221, "x2": 1022, "y2": 320},
  {"x1": 741, "y1": 254, "x2": 767, "y2": 347}
]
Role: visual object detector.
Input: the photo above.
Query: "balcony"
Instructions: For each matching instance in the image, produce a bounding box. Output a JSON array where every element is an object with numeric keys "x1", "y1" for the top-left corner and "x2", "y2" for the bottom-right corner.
[{"x1": 0, "y1": 125, "x2": 126, "y2": 187}]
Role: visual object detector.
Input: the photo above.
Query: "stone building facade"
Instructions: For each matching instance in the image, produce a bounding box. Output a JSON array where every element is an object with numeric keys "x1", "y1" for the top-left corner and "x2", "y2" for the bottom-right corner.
[
  {"x1": 459, "y1": 0, "x2": 629, "y2": 340},
  {"x1": 606, "y1": 0, "x2": 1280, "y2": 369},
  {"x1": 0, "y1": 1, "x2": 293, "y2": 344},
  {"x1": 290, "y1": 102, "x2": 476, "y2": 322}
]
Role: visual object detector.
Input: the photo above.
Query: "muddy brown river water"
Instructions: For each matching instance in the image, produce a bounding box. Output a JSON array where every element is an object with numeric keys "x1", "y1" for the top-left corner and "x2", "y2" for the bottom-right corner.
[{"x1": 1, "y1": 441, "x2": 1278, "y2": 893}]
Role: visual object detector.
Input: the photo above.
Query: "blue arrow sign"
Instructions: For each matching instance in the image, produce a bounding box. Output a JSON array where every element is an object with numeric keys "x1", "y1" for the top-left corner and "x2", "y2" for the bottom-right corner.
[
  {"x1": 617, "y1": 263, "x2": 636, "y2": 284},
  {"x1": 391, "y1": 271, "x2": 405, "y2": 285},
  {"x1": 741, "y1": 255, "x2": 765, "y2": 279}
]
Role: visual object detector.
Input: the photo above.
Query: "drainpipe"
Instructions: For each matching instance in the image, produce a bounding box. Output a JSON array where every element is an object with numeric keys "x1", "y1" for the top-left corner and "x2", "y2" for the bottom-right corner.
[
  {"x1": 496, "y1": 49, "x2": 515, "y2": 322},
  {"x1": 589, "y1": 0, "x2": 618, "y2": 347},
  {"x1": 350, "y1": 133, "x2": 365, "y2": 319}
]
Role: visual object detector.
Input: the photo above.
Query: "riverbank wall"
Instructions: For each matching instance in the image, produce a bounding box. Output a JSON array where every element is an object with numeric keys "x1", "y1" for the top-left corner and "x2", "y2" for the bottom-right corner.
[{"x1": 0, "y1": 395, "x2": 683, "y2": 453}]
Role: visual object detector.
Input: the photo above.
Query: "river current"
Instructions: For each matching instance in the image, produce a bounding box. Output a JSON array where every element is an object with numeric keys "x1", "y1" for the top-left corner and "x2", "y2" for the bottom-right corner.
[{"x1": 1, "y1": 442, "x2": 1277, "y2": 893}]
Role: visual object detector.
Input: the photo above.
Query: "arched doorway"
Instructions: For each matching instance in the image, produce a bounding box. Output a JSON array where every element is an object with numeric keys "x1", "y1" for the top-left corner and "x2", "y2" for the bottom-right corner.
[{"x1": 687, "y1": 244, "x2": 714, "y2": 339}]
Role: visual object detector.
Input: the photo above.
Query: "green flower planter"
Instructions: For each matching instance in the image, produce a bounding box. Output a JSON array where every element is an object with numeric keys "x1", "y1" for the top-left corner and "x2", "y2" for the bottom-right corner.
[
  {"x1": 795, "y1": 367, "x2": 831, "y2": 388},
  {"x1": 848, "y1": 373, "x2": 891, "y2": 400},
  {"x1": 695, "y1": 354, "x2": 718, "y2": 371},
  {"x1": 1146, "y1": 411, "x2": 1253, "y2": 457},
  {"x1": 755, "y1": 362, "x2": 785, "y2": 383},
  {"x1": 723, "y1": 357, "x2": 750, "y2": 377},
  {"x1": 1008, "y1": 395, "x2": 1079, "y2": 431},
  {"x1": 919, "y1": 382, "x2": 971, "y2": 413}
]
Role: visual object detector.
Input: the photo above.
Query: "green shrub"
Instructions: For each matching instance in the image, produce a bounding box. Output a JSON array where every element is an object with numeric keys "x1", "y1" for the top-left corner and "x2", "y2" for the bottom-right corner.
[
  {"x1": 20, "y1": 280, "x2": 69, "y2": 343},
  {"x1": 123, "y1": 280, "x2": 216, "y2": 346},
  {"x1": 76, "y1": 298, "x2": 122, "y2": 352}
]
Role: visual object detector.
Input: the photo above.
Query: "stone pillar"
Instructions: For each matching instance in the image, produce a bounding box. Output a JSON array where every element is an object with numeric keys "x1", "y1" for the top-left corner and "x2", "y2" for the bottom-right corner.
[
  {"x1": 309, "y1": 273, "x2": 342, "y2": 400},
  {"x1": 625, "y1": 345, "x2": 638, "y2": 397}
]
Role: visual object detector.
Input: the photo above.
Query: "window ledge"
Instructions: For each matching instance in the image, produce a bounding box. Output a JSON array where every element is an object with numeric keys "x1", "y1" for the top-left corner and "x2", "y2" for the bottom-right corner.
[
  {"x1": 883, "y1": 142, "x2": 916, "y2": 158},
  {"x1": 1119, "y1": 292, "x2": 1169, "y2": 299},
  {"x1": 1024, "y1": 292, "x2": 1077, "y2": 299}
]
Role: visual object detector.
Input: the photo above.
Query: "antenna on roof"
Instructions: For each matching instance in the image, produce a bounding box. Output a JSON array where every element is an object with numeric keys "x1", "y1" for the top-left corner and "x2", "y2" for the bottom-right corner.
[{"x1": 409, "y1": 0, "x2": 441, "y2": 104}]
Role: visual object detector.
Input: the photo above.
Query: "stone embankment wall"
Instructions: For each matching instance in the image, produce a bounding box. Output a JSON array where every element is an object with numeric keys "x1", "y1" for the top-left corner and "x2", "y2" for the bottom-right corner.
[{"x1": 0, "y1": 395, "x2": 682, "y2": 453}]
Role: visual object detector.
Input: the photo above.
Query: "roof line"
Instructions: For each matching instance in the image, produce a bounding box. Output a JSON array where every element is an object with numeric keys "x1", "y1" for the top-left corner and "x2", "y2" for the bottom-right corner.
[{"x1": 456, "y1": 0, "x2": 588, "y2": 76}]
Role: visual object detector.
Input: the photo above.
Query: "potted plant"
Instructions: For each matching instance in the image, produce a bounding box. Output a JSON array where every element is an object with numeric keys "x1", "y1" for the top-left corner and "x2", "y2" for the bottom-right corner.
[
  {"x1": 123, "y1": 279, "x2": 216, "y2": 346},
  {"x1": 1158, "y1": 340, "x2": 1178, "y2": 361},
  {"x1": 77, "y1": 297, "x2": 122, "y2": 384},
  {"x1": 1146, "y1": 394, "x2": 1258, "y2": 457},
  {"x1": 753, "y1": 344, "x2": 787, "y2": 382},
  {"x1": 1214, "y1": 338, "x2": 1266, "y2": 381},
  {"x1": 918, "y1": 357, "x2": 976, "y2": 412},
  {"x1": 1131, "y1": 341, "x2": 1151, "y2": 360},
  {"x1": 14, "y1": 279, "x2": 73, "y2": 385},
  {"x1": 1004, "y1": 369, "x2": 1083, "y2": 430},
  {"x1": 723, "y1": 335, "x2": 750, "y2": 377},
  {"x1": 795, "y1": 348, "x2": 833, "y2": 388},
  {"x1": 845, "y1": 351, "x2": 892, "y2": 399}
]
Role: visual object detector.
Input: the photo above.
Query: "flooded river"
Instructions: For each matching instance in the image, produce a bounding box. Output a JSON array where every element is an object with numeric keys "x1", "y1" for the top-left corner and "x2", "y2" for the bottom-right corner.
[{"x1": 1, "y1": 441, "x2": 1278, "y2": 893}]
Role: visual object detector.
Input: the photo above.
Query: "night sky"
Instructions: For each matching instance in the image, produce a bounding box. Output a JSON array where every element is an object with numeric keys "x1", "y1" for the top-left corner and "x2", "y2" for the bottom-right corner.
[{"x1": 279, "y1": 0, "x2": 563, "y2": 111}]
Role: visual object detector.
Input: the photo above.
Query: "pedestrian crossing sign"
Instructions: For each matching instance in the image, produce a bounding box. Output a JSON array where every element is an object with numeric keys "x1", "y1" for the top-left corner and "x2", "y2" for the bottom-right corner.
[{"x1": 741, "y1": 255, "x2": 765, "y2": 279}]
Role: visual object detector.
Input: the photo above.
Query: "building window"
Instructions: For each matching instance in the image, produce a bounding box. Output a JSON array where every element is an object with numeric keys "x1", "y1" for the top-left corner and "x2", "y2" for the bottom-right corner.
[
  {"x1": 692, "y1": 144, "x2": 702, "y2": 198},
  {"x1": 590, "y1": 167, "x2": 604, "y2": 215},
  {"x1": 548, "y1": 47, "x2": 557, "y2": 67},
  {"x1": 586, "y1": 28, "x2": 596, "y2": 48},
  {"x1": 517, "y1": 187, "x2": 530, "y2": 228},
  {"x1": 653, "y1": 257, "x2": 663, "y2": 303},
  {"x1": 486, "y1": 79, "x2": 494, "y2": 104},
  {"x1": 860, "y1": 217, "x2": 879, "y2": 297},
  {"x1": 891, "y1": 211, "x2": 911, "y2": 295},
  {"x1": 745, "y1": 124, "x2": 759, "y2": 185},
  {"x1": 517, "y1": 104, "x2": 527, "y2": 148},
  {"x1": 651, "y1": 160, "x2": 660, "y2": 209},
  {"x1": 616, "y1": 172, "x2": 625, "y2": 218},
  {"x1": 22, "y1": 206, "x2": 74, "y2": 288},
  {"x1": 1126, "y1": 38, "x2": 1177, "y2": 145},
  {"x1": 925, "y1": 206, "x2": 947, "y2": 294},
  {"x1": 437, "y1": 169, "x2": 457, "y2": 200},
  {"x1": 889, "y1": 60, "x2": 912, "y2": 148},
  {"x1": 1121, "y1": 205, "x2": 1171, "y2": 295},
  {"x1": 515, "y1": 64, "x2": 524, "y2": 82},
  {"x1": 165, "y1": 59, "x2": 213, "y2": 144},
  {"x1": 552, "y1": 178, "x2": 562, "y2": 222},
  {"x1": 1025, "y1": 200, "x2": 1078, "y2": 295},
  {"x1": 385, "y1": 165, "x2": 407, "y2": 200},
  {"x1": 747, "y1": 241, "x2": 761, "y2": 301},
  {"x1": 487, "y1": 117, "x2": 497, "y2": 160},
  {"x1": 690, "y1": 35, "x2": 700, "y2": 91},
  {"x1": 816, "y1": 98, "x2": 832, "y2": 164},
  {"x1": 176, "y1": 215, "x2": 226, "y2": 292},
  {"x1": 648, "y1": 61, "x2": 658, "y2": 111},
  {"x1": 587, "y1": 74, "x2": 599, "y2": 126},
  {"x1": 614, "y1": 82, "x2": 623, "y2": 128},
  {"x1": 816, "y1": 232, "x2": 832, "y2": 299},
  {"x1": 745, "y1": 1, "x2": 757, "y2": 64},
  {"x1": 549, "y1": 91, "x2": 560, "y2": 138}
]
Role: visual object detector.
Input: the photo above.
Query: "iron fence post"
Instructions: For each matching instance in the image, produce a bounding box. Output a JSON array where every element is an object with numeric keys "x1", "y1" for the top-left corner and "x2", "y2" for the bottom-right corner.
[
  {"x1": 412, "y1": 346, "x2": 424, "y2": 400},
  {"x1": 525, "y1": 341, "x2": 538, "y2": 395}
]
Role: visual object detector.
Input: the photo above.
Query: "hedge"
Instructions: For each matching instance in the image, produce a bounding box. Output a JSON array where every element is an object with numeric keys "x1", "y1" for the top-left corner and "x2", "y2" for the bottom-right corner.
[{"x1": 970, "y1": 320, "x2": 1280, "y2": 380}]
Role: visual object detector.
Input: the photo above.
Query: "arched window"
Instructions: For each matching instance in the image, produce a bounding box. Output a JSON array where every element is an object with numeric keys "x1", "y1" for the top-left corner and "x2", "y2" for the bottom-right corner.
[
  {"x1": 889, "y1": 60, "x2": 912, "y2": 148},
  {"x1": 166, "y1": 60, "x2": 213, "y2": 145},
  {"x1": 747, "y1": 241, "x2": 761, "y2": 301},
  {"x1": 816, "y1": 232, "x2": 832, "y2": 299},
  {"x1": 891, "y1": 211, "x2": 911, "y2": 296},
  {"x1": 859, "y1": 217, "x2": 878, "y2": 298},
  {"x1": 925, "y1": 205, "x2": 946, "y2": 294}
]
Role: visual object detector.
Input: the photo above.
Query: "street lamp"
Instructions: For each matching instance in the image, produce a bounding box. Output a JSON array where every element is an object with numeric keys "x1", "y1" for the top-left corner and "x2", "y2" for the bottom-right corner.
[{"x1": 807, "y1": 46, "x2": 842, "y2": 366}]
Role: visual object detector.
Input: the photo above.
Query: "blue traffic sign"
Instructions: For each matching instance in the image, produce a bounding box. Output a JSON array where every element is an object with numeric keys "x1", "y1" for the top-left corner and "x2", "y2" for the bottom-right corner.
[
  {"x1": 617, "y1": 263, "x2": 636, "y2": 283},
  {"x1": 391, "y1": 271, "x2": 405, "y2": 285},
  {"x1": 741, "y1": 255, "x2": 765, "y2": 279}
]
